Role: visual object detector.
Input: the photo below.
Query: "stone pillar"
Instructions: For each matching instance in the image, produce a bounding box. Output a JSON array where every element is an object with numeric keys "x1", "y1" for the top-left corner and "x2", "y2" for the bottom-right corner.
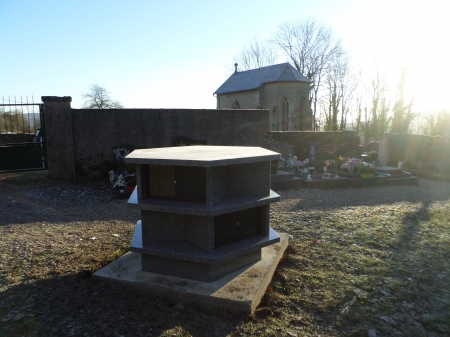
[
  {"x1": 41, "y1": 96, "x2": 76, "y2": 180},
  {"x1": 378, "y1": 133, "x2": 390, "y2": 166},
  {"x1": 444, "y1": 121, "x2": 450, "y2": 172}
]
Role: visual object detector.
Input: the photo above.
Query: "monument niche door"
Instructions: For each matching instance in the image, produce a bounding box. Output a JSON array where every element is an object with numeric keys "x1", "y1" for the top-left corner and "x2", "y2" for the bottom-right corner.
[
  {"x1": 214, "y1": 207, "x2": 262, "y2": 248},
  {"x1": 148, "y1": 165, "x2": 206, "y2": 203},
  {"x1": 174, "y1": 166, "x2": 206, "y2": 203}
]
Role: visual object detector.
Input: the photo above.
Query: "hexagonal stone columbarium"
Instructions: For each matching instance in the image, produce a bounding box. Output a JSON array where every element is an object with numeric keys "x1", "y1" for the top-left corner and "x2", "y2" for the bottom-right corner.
[{"x1": 124, "y1": 145, "x2": 282, "y2": 282}]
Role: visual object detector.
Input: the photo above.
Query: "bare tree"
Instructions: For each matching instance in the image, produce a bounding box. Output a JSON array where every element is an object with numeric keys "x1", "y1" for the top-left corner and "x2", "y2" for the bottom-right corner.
[
  {"x1": 352, "y1": 94, "x2": 364, "y2": 134},
  {"x1": 82, "y1": 84, "x2": 123, "y2": 109},
  {"x1": 272, "y1": 18, "x2": 344, "y2": 130},
  {"x1": 233, "y1": 37, "x2": 278, "y2": 71},
  {"x1": 322, "y1": 51, "x2": 357, "y2": 131},
  {"x1": 0, "y1": 108, "x2": 33, "y2": 134},
  {"x1": 352, "y1": 67, "x2": 391, "y2": 142},
  {"x1": 390, "y1": 68, "x2": 414, "y2": 133},
  {"x1": 368, "y1": 70, "x2": 390, "y2": 140},
  {"x1": 421, "y1": 109, "x2": 450, "y2": 136}
]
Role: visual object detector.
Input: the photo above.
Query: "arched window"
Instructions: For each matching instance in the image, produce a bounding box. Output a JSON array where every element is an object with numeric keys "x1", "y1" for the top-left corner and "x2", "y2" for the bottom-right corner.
[
  {"x1": 282, "y1": 98, "x2": 289, "y2": 131},
  {"x1": 232, "y1": 100, "x2": 240, "y2": 109}
]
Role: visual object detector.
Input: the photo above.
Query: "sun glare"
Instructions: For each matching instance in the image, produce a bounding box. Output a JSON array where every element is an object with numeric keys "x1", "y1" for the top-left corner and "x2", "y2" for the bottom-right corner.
[{"x1": 337, "y1": 0, "x2": 450, "y2": 112}]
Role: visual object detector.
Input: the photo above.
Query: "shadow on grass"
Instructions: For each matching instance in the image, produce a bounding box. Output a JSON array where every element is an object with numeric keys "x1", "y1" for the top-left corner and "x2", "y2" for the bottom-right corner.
[
  {"x1": 0, "y1": 271, "x2": 243, "y2": 337},
  {"x1": 265, "y1": 201, "x2": 450, "y2": 336},
  {"x1": 376, "y1": 204, "x2": 450, "y2": 335}
]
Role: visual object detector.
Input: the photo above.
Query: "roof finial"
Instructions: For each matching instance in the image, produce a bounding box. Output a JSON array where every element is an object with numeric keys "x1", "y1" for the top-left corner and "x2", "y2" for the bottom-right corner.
[{"x1": 234, "y1": 63, "x2": 238, "y2": 73}]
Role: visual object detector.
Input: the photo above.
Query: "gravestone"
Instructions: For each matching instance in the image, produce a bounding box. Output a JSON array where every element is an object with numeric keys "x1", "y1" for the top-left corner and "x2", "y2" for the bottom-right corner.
[
  {"x1": 367, "y1": 141, "x2": 379, "y2": 152},
  {"x1": 307, "y1": 141, "x2": 328, "y2": 163},
  {"x1": 234, "y1": 122, "x2": 253, "y2": 146},
  {"x1": 338, "y1": 142, "x2": 362, "y2": 159}
]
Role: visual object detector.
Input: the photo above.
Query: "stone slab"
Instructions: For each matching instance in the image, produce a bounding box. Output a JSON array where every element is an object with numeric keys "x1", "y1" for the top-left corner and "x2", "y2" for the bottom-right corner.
[
  {"x1": 93, "y1": 233, "x2": 289, "y2": 315},
  {"x1": 128, "y1": 188, "x2": 280, "y2": 217},
  {"x1": 376, "y1": 166, "x2": 403, "y2": 175},
  {"x1": 328, "y1": 170, "x2": 360, "y2": 179},
  {"x1": 141, "y1": 249, "x2": 262, "y2": 282},
  {"x1": 271, "y1": 177, "x2": 304, "y2": 190},
  {"x1": 125, "y1": 146, "x2": 280, "y2": 167},
  {"x1": 302, "y1": 177, "x2": 349, "y2": 189},
  {"x1": 130, "y1": 221, "x2": 281, "y2": 264},
  {"x1": 271, "y1": 170, "x2": 295, "y2": 181},
  {"x1": 385, "y1": 176, "x2": 419, "y2": 186},
  {"x1": 348, "y1": 176, "x2": 387, "y2": 187}
]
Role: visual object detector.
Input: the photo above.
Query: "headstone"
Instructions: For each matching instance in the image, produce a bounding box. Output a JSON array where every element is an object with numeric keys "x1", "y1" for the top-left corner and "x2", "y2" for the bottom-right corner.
[
  {"x1": 367, "y1": 141, "x2": 380, "y2": 152},
  {"x1": 234, "y1": 123, "x2": 253, "y2": 146},
  {"x1": 338, "y1": 142, "x2": 362, "y2": 159},
  {"x1": 307, "y1": 141, "x2": 328, "y2": 163}
]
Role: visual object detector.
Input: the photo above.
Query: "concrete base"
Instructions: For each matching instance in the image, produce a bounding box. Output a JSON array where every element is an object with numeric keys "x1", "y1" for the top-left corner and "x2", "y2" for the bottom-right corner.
[{"x1": 93, "y1": 233, "x2": 289, "y2": 315}]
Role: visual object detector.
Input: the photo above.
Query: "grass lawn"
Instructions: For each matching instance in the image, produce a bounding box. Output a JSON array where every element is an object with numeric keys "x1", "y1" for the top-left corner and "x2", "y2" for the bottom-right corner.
[{"x1": 0, "y1": 172, "x2": 449, "y2": 336}]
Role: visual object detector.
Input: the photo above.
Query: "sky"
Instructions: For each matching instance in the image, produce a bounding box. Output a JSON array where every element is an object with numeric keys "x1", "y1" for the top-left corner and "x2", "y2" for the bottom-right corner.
[{"x1": 1, "y1": 0, "x2": 449, "y2": 113}]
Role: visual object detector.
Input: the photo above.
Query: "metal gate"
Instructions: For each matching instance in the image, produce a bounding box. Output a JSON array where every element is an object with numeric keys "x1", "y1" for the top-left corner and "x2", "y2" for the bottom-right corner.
[{"x1": 0, "y1": 96, "x2": 47, "y2": 172}]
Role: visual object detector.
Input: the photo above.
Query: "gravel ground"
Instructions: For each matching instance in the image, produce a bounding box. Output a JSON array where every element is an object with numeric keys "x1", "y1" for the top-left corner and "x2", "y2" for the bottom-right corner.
[
  {"x1": 1, "y1": 171, "x2": 450, "y2": 336},
  {"x1": 0, "y1": 171, "x2": 139, "y2": 226},
  {"x1": 272, "y1": 179, "x2": 450, "y2": 213},
  {"x1": 2, "y1": 170, "x2": 449, "y2": 234}
]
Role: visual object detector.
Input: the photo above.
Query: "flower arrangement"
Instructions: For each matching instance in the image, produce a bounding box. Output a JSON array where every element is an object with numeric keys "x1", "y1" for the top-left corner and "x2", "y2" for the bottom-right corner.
[
  {"x1": 358, "y1": 162, "x2": 377, "y2": 174},
  {"x1": 341, "y1": 158, "x2": 361, "y2": 173},
  {"x1": 324, "y1": 159, "x2": 337, "y2": 169},
  {"x1": 368, "y1": 151, "x2": 378, "y2": 160},
  {"x1": 297, "y1": 157, "x2": 309, "y2": 168},
  {"x1": 294, "y1": 158, "x2": 310, "y2": 173}
]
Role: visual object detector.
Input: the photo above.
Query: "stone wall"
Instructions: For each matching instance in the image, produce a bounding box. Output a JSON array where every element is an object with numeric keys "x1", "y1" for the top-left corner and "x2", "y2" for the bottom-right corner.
[
  {"x1": 266, "y1": 131, "x2": 361, "y2": 164},
  {"x1": 42, "y1": 97, "x2": 270, "y2": 179},
  {"x1": 379, "y1": 133, "x2": 450, "y2": 175}
]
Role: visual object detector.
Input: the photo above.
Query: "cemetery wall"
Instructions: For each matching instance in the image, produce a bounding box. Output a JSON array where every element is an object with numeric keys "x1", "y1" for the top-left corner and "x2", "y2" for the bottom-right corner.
[
  {"x1": 42, "y1": 97, "x2": 269, "y2": 179},
  {"x1": 379, "y1": 133, "x2": 450, "y2": 175},
  {"x1": 267, "y1": 130, "x2": 361, "y2": 162}
]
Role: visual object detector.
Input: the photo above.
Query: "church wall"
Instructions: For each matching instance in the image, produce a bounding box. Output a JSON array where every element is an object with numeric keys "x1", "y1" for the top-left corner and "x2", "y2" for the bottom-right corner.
[
  {"x1": 261, "y1": 82, "x2": 311, "y2": 131},
  {"x1": 216, "y1": 90, "x2": 260, "y2": 109}
]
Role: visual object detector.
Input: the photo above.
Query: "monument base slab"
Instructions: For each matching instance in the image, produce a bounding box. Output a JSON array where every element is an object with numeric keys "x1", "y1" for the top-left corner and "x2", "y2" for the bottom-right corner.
[{"x1": 93, "y1": 233, "x2": 288, "y2": 315}]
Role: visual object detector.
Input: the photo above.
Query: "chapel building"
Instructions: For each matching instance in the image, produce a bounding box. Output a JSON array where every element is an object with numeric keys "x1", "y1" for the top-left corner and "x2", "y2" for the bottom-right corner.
[{"x1": 213, "y1": 62, "x2": 312, "y2": 131}]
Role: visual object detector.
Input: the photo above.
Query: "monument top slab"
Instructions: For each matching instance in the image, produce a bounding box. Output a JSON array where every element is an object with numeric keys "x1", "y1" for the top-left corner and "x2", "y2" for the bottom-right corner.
[
  {"x1": 376, "y1": 166, "x2": 403, "y2": 175},
  {"x1": 125, "y1": 146, "x2": 280, "y2": 167}
]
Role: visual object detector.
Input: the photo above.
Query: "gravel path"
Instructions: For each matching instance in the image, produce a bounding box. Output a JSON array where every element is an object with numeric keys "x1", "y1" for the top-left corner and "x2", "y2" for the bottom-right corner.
[
  {"x1": 272, "y1": 179, "x2": 450, "y2": 213},
  {"x1": 2, "y1": 171, "x2": 449, "y2": 227}
]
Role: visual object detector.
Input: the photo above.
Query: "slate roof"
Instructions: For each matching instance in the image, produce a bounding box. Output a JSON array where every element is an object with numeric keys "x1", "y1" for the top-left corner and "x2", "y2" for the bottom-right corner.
[{"x1": 214, "y1": 63, "x2": 311, "y2": 95}]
